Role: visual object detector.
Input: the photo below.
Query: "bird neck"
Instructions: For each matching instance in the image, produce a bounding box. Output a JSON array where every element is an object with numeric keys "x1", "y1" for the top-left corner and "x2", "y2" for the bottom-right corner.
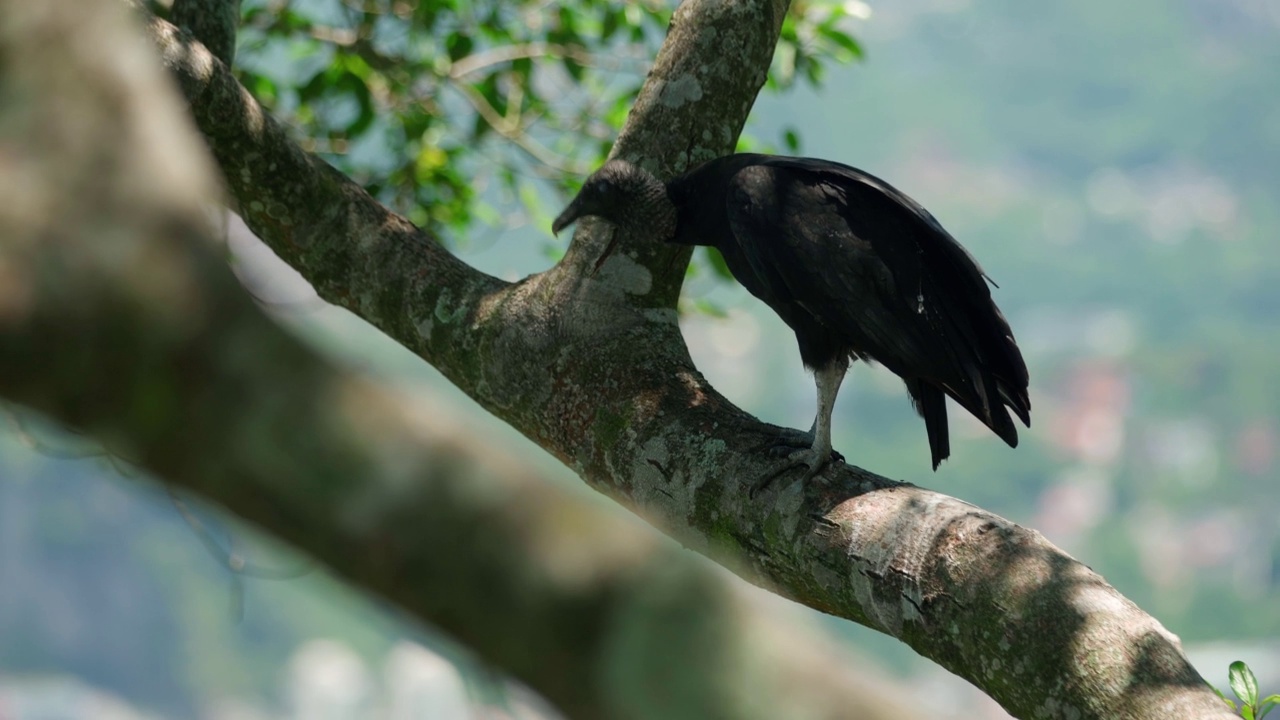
[{"x1": 624, "y1": 171, "x2": 677, "y2": 241}]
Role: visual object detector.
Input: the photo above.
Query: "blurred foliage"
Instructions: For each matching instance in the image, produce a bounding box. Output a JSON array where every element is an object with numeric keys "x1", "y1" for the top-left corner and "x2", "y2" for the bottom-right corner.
[{"x1": 148, "y1": 0, "x2": 862, "y2": 243}]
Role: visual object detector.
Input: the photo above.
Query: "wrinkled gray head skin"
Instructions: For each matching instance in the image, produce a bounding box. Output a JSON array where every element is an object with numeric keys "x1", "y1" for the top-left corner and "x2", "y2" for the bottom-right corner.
[{"x1": 551, "y1": 159, "x2": 673, "y2": 238}]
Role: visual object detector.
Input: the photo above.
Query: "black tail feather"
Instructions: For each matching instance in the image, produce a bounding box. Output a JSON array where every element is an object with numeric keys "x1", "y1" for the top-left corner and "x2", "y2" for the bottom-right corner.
[
  {"x1": 908, "y1": 371, "x2": 1032, "y2": 470},
  {"x1": 906, "y1": 379, "x2": 951, "y2": 470},
  {"x1": 956, "y1": 369, "x2": 1024, "y2": 453},
  {"x1": 1000, "y1": 380, "x2": 1032, "y2": 428}
]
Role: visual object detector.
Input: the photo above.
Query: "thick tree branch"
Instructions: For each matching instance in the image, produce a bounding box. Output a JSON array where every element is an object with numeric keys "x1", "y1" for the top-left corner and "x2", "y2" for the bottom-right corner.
[
  {"x1": 0, "y1": 3, "x2": 909, "y2": 718},
  {"x1": 170, "y1": 0, "x2": 238, "y2": 65},
  {"x1": 142, "y1": 15, "x2": 506, "y2": 388},
  {"x1": 133, "y1": 3, "x2": 1235, "y2": 719}
]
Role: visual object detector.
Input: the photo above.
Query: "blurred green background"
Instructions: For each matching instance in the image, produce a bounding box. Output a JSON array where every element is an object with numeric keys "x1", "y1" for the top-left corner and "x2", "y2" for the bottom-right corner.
[{"x1": 2, "y1": 0, "x2": 1278, "y2": 717}]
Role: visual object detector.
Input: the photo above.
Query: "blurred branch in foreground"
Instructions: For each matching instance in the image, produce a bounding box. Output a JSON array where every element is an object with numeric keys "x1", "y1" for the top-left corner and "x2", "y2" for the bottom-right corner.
[{"x1": 0, "y1": 2, "x2": 909, "y2": 719}]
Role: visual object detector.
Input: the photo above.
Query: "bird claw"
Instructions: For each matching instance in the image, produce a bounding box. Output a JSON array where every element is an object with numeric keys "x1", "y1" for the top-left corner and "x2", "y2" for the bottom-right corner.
[
  {"x1": 764, "y1": 430, "x2": 844, "y2": 465},
  {"x1": 750, "y1": 441, "x2": 844, "y2": 498}
]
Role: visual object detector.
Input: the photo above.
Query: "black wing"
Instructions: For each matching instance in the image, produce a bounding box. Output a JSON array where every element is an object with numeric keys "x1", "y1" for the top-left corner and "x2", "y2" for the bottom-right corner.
[{"x1": 723, "y1": 157, "x2": 1030, "y2": 461}]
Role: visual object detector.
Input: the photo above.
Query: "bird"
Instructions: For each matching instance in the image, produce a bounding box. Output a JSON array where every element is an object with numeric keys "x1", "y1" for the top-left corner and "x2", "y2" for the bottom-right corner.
[{"x1": 552, "y1": 153, "x2": 1030, "y2": 475}]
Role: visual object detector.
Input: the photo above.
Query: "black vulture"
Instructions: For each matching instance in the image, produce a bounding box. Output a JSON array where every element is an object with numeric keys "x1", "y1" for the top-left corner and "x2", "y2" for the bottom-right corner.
[{"x1": 553, "y1": 153, "x2": 1030, "y2": 475}]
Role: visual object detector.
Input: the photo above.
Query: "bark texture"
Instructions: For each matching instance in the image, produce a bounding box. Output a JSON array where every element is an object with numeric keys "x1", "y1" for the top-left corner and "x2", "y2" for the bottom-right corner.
[
  {"x1": 8, "y1": 0, "x2": 1238, "y2": 718},
  {"x1": 144, "y1": 3, "x2": 1236, "y2": 719},
  {"x1": 0, "y1": 3, "x2": 909, "y2": 719}
]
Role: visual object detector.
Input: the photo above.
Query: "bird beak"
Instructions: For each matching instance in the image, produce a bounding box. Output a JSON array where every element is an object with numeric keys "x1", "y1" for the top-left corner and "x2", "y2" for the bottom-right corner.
[{"x1": 551, "y1": 197, "x2": 584, "y2": 236}]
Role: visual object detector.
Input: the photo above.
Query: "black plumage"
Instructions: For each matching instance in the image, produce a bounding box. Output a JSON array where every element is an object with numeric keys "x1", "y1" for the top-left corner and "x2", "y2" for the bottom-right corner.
[{"x1": 553, "y1": 153, "x2": 1030, "y2": 473}]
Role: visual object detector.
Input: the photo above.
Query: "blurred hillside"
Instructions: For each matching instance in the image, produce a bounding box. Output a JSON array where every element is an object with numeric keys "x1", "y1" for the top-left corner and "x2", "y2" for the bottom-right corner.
[
  {"x1": 750, "y1": 0, "x2": 1280, "y2": 641},
  {"x1": 2, "y1": 0, "x2": 1278, "y2": 717}
]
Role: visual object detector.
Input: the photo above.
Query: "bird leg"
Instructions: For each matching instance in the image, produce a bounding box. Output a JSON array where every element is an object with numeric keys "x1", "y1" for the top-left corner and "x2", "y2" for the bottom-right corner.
[
  {"x1": 755, "y1": 358, "x2": 849, "y2": 495},
  {"x1": 800, "y1": 358, "x2": 849, "y2": 477}
]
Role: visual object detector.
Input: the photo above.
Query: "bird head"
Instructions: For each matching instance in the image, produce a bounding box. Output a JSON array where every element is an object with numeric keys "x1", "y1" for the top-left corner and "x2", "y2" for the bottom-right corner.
[{"x1": 551, "y1": 160, "x2": 667, "y2": 236}]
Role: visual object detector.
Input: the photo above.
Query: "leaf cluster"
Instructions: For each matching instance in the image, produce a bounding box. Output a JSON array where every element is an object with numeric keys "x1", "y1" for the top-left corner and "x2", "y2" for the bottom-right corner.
[
  {"x1": 218, "y1": 0, "x2": 860, "y2": 247},
  {"x1": 1216, "y1": 661, "x2": 1280, "y2": 720}
]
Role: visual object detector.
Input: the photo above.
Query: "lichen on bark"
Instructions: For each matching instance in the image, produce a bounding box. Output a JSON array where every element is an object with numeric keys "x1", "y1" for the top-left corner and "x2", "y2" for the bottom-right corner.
[{"x1": 122, "y1": 1, "x2": 1241, "y2": 718}]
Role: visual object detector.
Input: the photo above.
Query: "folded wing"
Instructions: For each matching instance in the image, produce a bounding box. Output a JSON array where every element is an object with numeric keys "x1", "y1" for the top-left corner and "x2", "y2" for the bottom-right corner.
[{"x1": 723, "y1": 158, "x2": 1030, "y2": 466}]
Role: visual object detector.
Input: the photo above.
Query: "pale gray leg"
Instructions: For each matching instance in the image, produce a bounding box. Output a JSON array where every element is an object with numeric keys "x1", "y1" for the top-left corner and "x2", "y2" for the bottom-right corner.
[{"x1": 802, "y1": 357, "x2": 849, "y2": 478}]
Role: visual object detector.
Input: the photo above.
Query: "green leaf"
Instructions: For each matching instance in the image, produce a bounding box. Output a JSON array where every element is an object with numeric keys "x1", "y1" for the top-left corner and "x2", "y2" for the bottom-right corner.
[
  {"x1": 818, "y1": 25, "x2": 864, "y2": 60},
  {"x1": 690, "y1": 298, "x2": 728, "y2": 318},
  {"x1": 783, "y1": 127, "x2": 800, "y2": 153},
  {"x1": 240, "y1": 72, "x2": 280, "y2": 104},
  {"x1": 519, "y1": 182, "x2": 554, "y2": 237},
  {"x1": 601, "y1": 8, "x2": 619, "y2": 40},
  {"x1": 471, "y1": 112, "x2": 491, "y2": 141},
  {"x1": 803, "y1": 56, "x2": 825, "y2": 85},
  {"x1": 1259, "y1": 696, "x2": 1280, "y2": 720},
  {"x1": 703, "y1": 246, "x2": 735, "y2": 281},
  {"x1": 1231, "y1": 661, "x2": 1260, "y2": 706},
  {"x1": 512, "y1": 56, "x2": 533, "y2": 81},
  {"x1": 624, "y1": 4, "x2": 643, "y2": 28},
  {"x1": 446, "y1": 32, "x2": 473, "y2": 62},
  {"x1": 563, "y1": 56, "x2": 585, "y2": 82},
  {"x1": 338, "y1": 74, "x2": 375, "y2": 136}
]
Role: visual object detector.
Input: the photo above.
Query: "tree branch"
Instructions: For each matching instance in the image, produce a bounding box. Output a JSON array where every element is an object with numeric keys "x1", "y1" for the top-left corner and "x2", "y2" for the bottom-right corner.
[
  {"x1": 449, "y1": 42, "x2": 602, "y2": 79},
  {"x1": 170, "y1": 0, "x2": 238, "y2": 65},
  {"x1": 132, "y1": 2, "x2": 1235, "y2": 719},
  {"x1": 0, "y1": 3, "x2": 909, "y2": 718},
  {"x1": 142, "y1": 15, "x2": 504, "y2": 386}
]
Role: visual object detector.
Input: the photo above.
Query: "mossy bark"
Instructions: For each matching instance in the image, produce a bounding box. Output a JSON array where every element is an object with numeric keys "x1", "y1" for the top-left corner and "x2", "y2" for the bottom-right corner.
[{"x1": 2, "y1": 1, "x2": 1239, "y2": 718}]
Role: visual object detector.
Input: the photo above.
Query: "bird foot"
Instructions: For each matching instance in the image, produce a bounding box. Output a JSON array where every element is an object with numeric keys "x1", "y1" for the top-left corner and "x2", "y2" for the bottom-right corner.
[
  {"x1": 764, "y1": 429, "x2": 844, "y2": 465},
  {"x1": 750, "y1": 434, "x2": 844, "y2": 498}
]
